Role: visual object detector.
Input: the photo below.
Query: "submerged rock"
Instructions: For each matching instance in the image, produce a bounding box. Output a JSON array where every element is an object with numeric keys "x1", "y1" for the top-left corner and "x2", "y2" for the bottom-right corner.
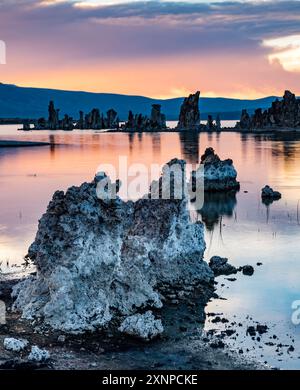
[
  {"x1": 3, "y1": 338, "x2": 29, "y2": 352},
  {"x1": 176, "y1": 91, "x2": 201, "y2": 131},
  {"x1": 191, "y1": 147, "x2": 240, "y2": 192},
  {"x1": 13, "y1": 159, "x2": 213, "y2": 335},
  {"x1": 118, "y1": 311, "x2": 163, "y2": 340}
]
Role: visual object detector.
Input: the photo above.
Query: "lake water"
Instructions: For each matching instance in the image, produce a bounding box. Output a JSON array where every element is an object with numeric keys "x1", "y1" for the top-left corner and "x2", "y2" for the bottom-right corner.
[{"x1": 0, "y1": 124, "x2": 300, "y2": 369}]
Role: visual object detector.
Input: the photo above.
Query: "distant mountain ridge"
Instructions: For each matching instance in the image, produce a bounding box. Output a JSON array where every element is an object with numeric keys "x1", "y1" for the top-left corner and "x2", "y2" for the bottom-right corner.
[{"x1": 0, "y1": 83, "x2": 280, "y2": 121}]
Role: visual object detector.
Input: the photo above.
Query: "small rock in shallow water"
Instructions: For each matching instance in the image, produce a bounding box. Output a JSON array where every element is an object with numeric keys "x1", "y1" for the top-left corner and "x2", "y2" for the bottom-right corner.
[
  {"x1": 241, "y1": 265, "x2": 254, "y2": 276},
  {"x1": 261, "y1": 185, "x2": 281, "y2": 202},
  {"x1": 209, "y1": 256, "x2": 237, "y2": 276}
]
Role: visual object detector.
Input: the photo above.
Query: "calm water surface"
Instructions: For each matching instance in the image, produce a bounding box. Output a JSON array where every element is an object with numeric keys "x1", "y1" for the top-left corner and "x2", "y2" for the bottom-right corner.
[{"x1": 0, "y1": 124, "x2": 300, "y2": 368}]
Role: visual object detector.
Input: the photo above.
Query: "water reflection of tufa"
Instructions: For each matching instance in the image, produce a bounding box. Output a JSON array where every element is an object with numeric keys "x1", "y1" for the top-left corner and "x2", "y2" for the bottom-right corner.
[{"x1": 197, "y1": 191, "x2": 238, "y2": 231}]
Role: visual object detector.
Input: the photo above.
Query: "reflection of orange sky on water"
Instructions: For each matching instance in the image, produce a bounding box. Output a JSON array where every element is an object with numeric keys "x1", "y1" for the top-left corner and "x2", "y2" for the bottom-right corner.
[{"x1": 1, "y1": 132, "x2": 300, "y2": 191}]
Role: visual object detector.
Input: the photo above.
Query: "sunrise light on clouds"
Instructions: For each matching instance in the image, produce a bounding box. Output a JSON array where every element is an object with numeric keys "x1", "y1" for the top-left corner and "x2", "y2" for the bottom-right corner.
[
  {"x1": 0, "y1": 0, "x2": 300, "y2": 98},
  {"x1": 263, "y1": 35, "x2": 300, "y2": 73}
]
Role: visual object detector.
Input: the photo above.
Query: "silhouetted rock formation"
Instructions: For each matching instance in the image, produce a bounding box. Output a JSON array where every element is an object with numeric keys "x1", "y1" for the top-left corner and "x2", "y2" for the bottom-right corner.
[
  {"x1": 85, "y1": 108, "x2": 101, "y2": 129},
  {"x1": 30, "y1": 102, "x2": 120, "y2": 130},
  {"x1": 204, "y1": 114, "x2": 222, "y2": 131},
  {"x1": 150, "y1": 104, "x2": 166, "y2": 129},
  {"x1": 237, "y1": 91, "x2": 300, "y2": 130},
  {"x1": 48, "y1": 101, "x2": 59, "y2": 130},
  {"x1": 123, "y1": 104, "x2": 166, "y2": 131},
  {"x1": 176, "y1": 91, "x2": 201, "y2": 131},
  {"x1": 216, "y1": 115, "x2": 221, "y2": 131},
  {"x1": 75, "y1": 110, "x2": 84, "y2": 129},
  {"x1": 238, "y1": 109, "x2": 251, "y2": 130},
  {"x1": 61, "y1": 114, "x2": 74, "y2": 131},
  {"x1": 206, "y1": 115, "x2": 214, "y2": 131},
  {"x1": 105, "y1": 108, "x2": 119, "y2": 129}
]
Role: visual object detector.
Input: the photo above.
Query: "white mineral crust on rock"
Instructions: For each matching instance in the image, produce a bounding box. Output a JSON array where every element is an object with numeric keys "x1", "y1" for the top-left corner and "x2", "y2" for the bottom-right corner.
[
  {"x1": 118, "y1": 311, "x2": 164, "y2": 340},
  {"x1": 13, "y1": 159, "x2": 213, "y2": 334},
  {"x1": 3, "y1": 337, "x2": 29, "y2": 352},
  {"x1": 191, "y1": 148, "x2": 240, "y2": 192},
  {"x1": 28, "y1": 346, "x2": 50, "y2": 362}
]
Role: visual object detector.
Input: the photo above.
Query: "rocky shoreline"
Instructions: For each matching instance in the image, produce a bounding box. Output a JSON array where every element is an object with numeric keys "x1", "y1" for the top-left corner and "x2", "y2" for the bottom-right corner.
[{"x1": 0, "y1": 272, "x2": 267, "y2": 370}]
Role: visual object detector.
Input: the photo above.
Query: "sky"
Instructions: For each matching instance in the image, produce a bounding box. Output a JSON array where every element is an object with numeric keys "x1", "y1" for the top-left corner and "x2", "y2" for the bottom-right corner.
[{"x1": 0, "y1": 0, "x2": 300, "y2": 98}]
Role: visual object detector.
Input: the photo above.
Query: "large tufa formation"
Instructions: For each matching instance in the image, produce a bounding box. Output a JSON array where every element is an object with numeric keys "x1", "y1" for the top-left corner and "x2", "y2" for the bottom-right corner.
[
  {"x1": 191, "y1": 147, "x2": 240, "y2": 192},
  {"x1": 237, "y1": 91, "x2": 300, "y2": 130},
  {"x1": 13, "y1": 159, "x2": 213, "y2": 335},
  {"x1": 176, "y1": 91, "x2": 201, "y2": 131},
  {"x1": 122, "y1": 104, "x2": 167, "y2": 131}
]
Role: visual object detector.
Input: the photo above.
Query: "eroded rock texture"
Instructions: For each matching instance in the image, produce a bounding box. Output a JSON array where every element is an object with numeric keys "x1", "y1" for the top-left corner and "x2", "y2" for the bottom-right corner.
[
  {"x1": 191, "y1": 148, "x2": 240, "y2": 192},
  {"x1": 176, "y1": 91, "x2": 201, "y2": 131},
  {"x1": 13, "y1": 159, "x2": 213, "y2": 335},
  {"x1": 237, "y1": 91, "x2": 300, "y2": 130}
]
